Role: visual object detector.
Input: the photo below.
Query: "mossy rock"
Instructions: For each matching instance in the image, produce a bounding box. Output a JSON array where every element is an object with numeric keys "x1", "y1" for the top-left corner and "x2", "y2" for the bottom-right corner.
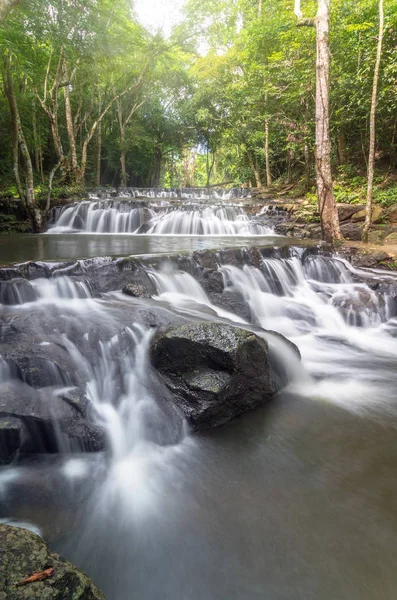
[
  {"x1": 351, "y1": 205, "x2": 384, "y2": 224},
  {"x1": 0, "y1": 524, "x2": 104, "y2": 599}
]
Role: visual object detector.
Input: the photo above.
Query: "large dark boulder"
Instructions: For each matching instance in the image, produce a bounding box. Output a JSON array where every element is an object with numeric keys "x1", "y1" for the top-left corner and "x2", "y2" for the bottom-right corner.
[
  {"x1": 150, "y1": 322, "x2": 289, "y2": 431},
  {"x1": 0, "y1": 524, "x2": 104, "y2": 599}
]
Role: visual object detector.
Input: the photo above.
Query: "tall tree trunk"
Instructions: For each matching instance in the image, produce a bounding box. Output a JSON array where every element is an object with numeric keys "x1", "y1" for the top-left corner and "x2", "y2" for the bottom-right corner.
[
  {"x1": 295, "y1": 0, "x2": 341, "y2": 242},
  {"x1": 120, "y1": 127, "x2": 127, "y2": 186},
  {"x1": 362, "y1": 0, "x2": 384, "y2": 242},
  {"x1": 64, "y1": 75, "x2": 78, "y2": 182},
  {"x1": 247, "y1": 151, "x2": 262, "y2": 188},
  {"x1": 96, "y1": 87, "x2": 102, "y2": 186},
  {"x1": 265, "y1": 117, "x2": 272, "y2": 187},
  {"x1": 3, "y1": 58, "x2": 44, "y2": 232},
  {"x1": 32, "y1": 101, "x2": 40, "y2": 174},
  {"x1": 315, "y1": 0, "x2": 341, "y2": 242},
  {"x1": 36, "y1": 50, "x2": 67, "y2": 179}
]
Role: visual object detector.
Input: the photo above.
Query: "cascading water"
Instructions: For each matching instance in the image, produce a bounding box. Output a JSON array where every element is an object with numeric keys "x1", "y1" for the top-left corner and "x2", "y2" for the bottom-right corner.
[
  {"x1": 49, "y1": 202, "x2": 273, "y2": 235},
  {"x1": 2, "y1": 248, "x2": 397, "y2": 599}
]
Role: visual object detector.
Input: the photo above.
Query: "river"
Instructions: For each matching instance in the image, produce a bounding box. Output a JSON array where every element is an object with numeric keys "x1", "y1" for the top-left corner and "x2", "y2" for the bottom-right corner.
[{"x1": 1, "y1": 195, "x2": 397, "y2": 599}]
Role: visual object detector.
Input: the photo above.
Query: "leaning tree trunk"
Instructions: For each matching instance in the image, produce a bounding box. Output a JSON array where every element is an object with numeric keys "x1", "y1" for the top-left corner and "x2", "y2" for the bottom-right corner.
[
  {"x1": 362, "y1": 0, "x2": 384, "y2": 242},
  {"x1": 264, "y1": 92, "x2": 272, "y2": 187},
  {"x1": 314, "y1": 0, "x2": 341, "y2": 242}
]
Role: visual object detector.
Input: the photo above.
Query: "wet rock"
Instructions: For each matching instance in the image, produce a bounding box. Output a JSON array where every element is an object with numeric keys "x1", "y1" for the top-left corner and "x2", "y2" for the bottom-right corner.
[
  {"x1": 0, "y1": 417, "x2": 24, "y2": 464},
  {"x1": 0, "y1": 382, "x2": 105, "y2": 458},
  {"x1": 122, "y1": 283, "x2": 152, "y2": 298},
  {"x1": 150, "y1": 322, "x2": 290, "y2": 431},
  {"x1": 193, "y1": 249, "x2": 219, "y2": 270},
  {"x1": 219, "y1": 248, "x2": 239, "y2": 266},
  {"x1": 0, "y1": 339, "x2": 80, "y2": 389},
  {"x1": 351, "y1": 205, "x2": 384, "y2": 224},
  {"x1": 0, "y1": 268, "x2": 22, "y2": 281},
  {"x1": 331, "y1": 288, "x2": 384, "y2": 325},
  {"x1": 83, "y1": 258, "x2": 157, "y2": 294},
  {"x1": 246, "y1": 246, "x2": 263, "y2": 268},
  {"x1": 202, "y1": 269, "x2": 224, "y2": 294},
  {"x1": 211, "y1": 289, "x2": 251, "y2": 322},
  {"x1": 0, "y1": 524, "x2": 104, "y2": 599},
  {"x1": 0, "y1": 279, "x2": 37, "y2": 305},
  {"x1": 17, "y1": 262, "x2": 51, "y2": 280}
]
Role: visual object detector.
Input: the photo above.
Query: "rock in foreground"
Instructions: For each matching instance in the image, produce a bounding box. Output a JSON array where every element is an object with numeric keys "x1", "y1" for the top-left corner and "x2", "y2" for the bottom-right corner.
[
  {"x1": 150, "y1": 322, "x2": 290, "y2": 431},
  {"x1": 0, "y1": 524, "x2": 104, "y2": 599}
]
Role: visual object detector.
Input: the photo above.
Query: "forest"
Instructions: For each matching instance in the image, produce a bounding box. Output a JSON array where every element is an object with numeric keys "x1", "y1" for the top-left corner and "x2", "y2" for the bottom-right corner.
[
  {"x1": 4, "y1": 3, "x2": 397, "y2": 598},
  {"x1": 0, "y1": 0, "x2": 396, "y2": 236}
]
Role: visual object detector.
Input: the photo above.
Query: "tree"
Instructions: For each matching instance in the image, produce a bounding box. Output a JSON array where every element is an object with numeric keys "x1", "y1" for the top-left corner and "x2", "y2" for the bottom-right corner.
[
  {"x1": 0, "y1": 0, "x2": 20, "y2": 24},
  {"x1": 362, "y1": 0, "x2": 385, "y2": 242},
  {"x1": 295, "y1": 0, "x2": 342, "y2": 243},
  {"x1": 2, "y1": 53, "x2": 45, "y2": 231}
]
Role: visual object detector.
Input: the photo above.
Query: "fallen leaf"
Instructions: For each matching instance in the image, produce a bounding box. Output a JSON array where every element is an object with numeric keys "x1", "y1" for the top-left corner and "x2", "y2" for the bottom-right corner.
[{"x1": 15, "y1": 567, "x2": 54, "y2": 586}]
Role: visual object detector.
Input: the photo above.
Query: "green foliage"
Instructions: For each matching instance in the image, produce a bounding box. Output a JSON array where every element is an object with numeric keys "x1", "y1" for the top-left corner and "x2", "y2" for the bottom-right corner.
[{"x1": 0, "y1": 0, "x2": 396, "y2": 194}]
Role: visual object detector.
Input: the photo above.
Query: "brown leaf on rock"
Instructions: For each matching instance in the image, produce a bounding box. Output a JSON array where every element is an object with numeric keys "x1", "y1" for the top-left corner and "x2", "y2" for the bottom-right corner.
[{"x1": 15, "y1": 567, "x2": 54, "y2": 586}]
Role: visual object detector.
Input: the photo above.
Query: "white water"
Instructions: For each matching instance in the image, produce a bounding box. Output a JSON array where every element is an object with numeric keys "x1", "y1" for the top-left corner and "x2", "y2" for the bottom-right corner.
[
  {"x1": 3, "y1": 250, "x2": 397, "y2": 599},
  {"x1": 48, "y1": 202, "x2": 272, "y2": 235}
]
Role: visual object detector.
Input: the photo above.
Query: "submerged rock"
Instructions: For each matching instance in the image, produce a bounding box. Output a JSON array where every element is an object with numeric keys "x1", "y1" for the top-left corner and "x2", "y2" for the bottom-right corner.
[
  {"x1": 150, "y1": 322, "x2": 292, "y2": 431},
  {"x1": 0, "y1": 524, "x2": 104, "y2": 599}
]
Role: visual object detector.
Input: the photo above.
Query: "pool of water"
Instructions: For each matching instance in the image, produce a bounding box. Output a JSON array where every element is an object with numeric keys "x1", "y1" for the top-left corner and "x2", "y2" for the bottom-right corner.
[{"x1": 0, "y1": 233, "x2": 307, "y2": 264}]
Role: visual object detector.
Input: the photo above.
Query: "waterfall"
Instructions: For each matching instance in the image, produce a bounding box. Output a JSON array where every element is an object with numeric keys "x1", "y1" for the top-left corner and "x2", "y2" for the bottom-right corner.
[
  {"x1": 50, "y1": 201, "x2": 154, "y2": 234},
  {"x1": 48, "y1": 201, "x2": 273, "y2": 235},
  {"x1": 3, "y1": 247, "x2": 397, "y2": 600},
  {"x1": 145, "y1": 207, "x2": 271, "y2": 235},
  {"x1": 0, "y1": 276, "x2": 96, "y2": 305}
]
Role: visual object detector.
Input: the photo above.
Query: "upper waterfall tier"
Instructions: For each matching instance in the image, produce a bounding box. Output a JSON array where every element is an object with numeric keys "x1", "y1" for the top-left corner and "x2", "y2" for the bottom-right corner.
[{"x1": 48, "y1": 200, "x2": 274, "y2": 235}]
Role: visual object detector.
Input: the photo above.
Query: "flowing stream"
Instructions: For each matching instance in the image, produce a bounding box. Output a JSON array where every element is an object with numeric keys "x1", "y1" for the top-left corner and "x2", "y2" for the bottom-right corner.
[{"x1": 2, "y1": 245, "x2": 397, "y2": 599}]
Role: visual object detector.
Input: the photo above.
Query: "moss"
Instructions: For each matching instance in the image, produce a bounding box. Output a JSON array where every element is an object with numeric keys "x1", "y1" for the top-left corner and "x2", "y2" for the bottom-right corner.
[{"x1": 0, "y1": 524, "x2": 104, "y2": 599}]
